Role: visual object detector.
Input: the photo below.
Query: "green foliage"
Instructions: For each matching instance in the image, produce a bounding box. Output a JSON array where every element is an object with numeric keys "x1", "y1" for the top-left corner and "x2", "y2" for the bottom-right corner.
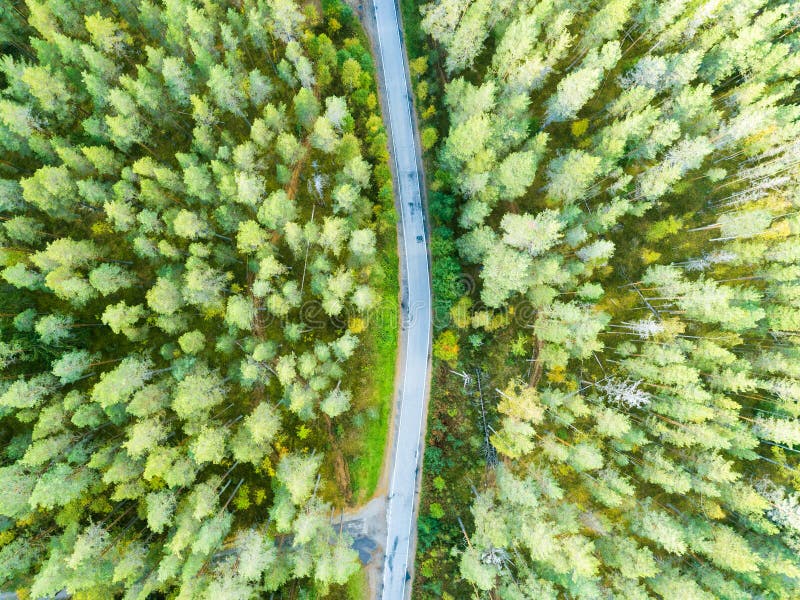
[
  {"x1": 433, "y1": 330, "x2": 460, "y2": 366},
  {"x1": 416, "y1": 0, "x2": 800, "y2": 597},
  {"x1": 421, "y1": 126, "x2": 438, "y2": 151},
  {"x1": 0, "y1": 0, "x2": 392, "y2": 596}
]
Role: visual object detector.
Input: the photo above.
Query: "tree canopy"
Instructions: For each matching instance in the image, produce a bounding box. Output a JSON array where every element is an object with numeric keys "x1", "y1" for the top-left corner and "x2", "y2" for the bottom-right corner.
[
  {"x1": 415, "y1": 0, "x2": 800, "y2": 597},
  {"x1": 0, "y1": 0, "x2": 388, "y2": 596}
]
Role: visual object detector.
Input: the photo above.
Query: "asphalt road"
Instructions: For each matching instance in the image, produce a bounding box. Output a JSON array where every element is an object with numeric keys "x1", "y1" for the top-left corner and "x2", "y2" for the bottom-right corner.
[{"x1": 370, "y1": 0, "x2": 433, "y2": 598}]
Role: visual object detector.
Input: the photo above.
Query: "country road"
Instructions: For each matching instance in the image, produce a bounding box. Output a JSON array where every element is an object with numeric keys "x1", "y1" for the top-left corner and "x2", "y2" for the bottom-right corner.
[{"x1": 370, "y1": 0, "x2": 433, "y2": 598}]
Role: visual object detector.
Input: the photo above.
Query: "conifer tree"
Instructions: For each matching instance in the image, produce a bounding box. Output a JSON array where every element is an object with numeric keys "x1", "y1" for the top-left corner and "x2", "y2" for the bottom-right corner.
[
  {"x1": 420, "y1": 0, "x2": 800, "y2": 595},
  {"x1": 0, "y1": 0, "x2": 385, "y2": 595}
]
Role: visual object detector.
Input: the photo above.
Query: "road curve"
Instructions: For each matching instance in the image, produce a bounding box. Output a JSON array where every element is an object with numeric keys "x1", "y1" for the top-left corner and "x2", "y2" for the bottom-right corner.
[{"x1": 370, "y1": 0, "x2": 433, "y2": 598}]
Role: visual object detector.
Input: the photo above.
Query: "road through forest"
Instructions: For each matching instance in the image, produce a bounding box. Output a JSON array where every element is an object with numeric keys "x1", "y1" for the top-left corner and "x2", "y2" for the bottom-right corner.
[{"x1": 370, "y1": 0, "x2": 433, "y2": 598}]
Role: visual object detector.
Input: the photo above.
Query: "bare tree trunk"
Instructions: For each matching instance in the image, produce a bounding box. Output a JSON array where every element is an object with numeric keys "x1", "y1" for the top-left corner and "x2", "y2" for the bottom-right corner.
[{"x1": 527, "y1": 336, "x2": 545, "y2": 388}]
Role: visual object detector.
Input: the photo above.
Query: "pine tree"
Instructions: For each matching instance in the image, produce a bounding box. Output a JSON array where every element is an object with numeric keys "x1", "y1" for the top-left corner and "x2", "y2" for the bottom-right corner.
[
  {"x1": 420, "y1": 0, "x2": 800, "y2": 595},
  {"x1": 0, "y1": 4, "x2": 386, "y2": 592}
]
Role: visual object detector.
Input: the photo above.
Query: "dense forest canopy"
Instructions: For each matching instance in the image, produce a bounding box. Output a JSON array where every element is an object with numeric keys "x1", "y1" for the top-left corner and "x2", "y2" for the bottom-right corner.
[
  {"x1": 0, "y1": 0, "x2": 393, "y2": 597},
  {"x1": 415, "y1": 0, "x2": 800, "y2": 598}
]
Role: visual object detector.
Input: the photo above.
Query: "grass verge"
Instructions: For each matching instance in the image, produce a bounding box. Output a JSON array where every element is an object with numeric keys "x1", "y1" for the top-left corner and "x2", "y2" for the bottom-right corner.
[
  {"x1": 346, "y1": 567, "x2": 370, "y2": 600},
  {"x1": 400, "y1": 0, "x2": 425, "y2": 58},
  {"x1": 346, "y1": 194, "x2": 399, "y2": 502},
  {"x1": 330, "y1": 0, "x2": 401, "y2": 503}
]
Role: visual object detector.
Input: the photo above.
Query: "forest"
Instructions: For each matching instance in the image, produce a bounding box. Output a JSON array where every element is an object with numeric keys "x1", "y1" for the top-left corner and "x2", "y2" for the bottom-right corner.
[
  {"x1": 0, "y1": 0, "x2": 397, "y2": 597},
  {"x1": 408, "y1": 0, "x2": 800, "y2": 598},
  {"x1": 4, "y1": 0, "x2": 800, "y2": 598}
]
